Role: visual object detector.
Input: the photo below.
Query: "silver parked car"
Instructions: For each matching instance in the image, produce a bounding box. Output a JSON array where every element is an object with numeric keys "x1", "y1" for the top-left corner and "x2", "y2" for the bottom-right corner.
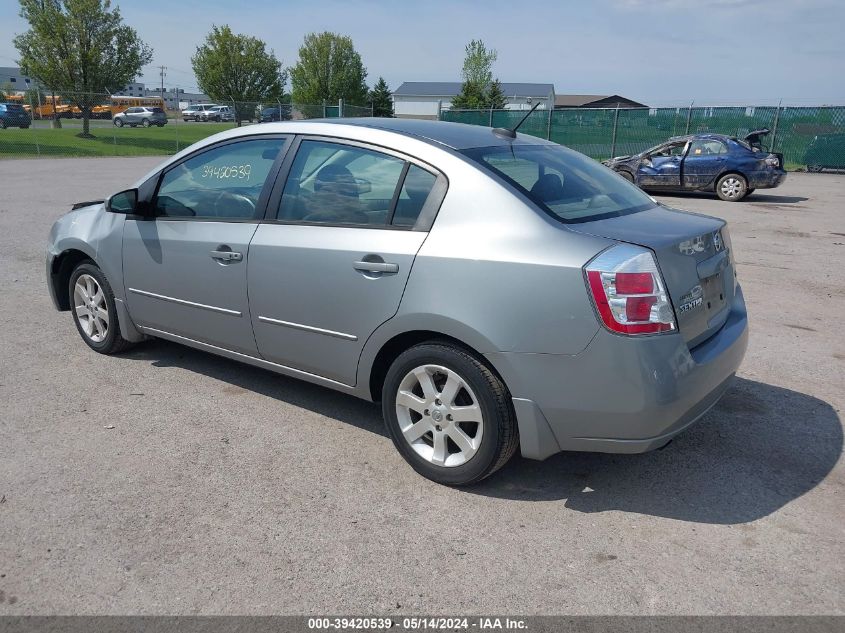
[
  {"x1": 46, "y1": 119, "x2": 748, "y2": 485},
  {"x1": 113, "y1": 106, "x2": 167, "y2": 128},
  {"x1": 181, "y1": 103, "x2": 217, "y2": 122},
  {"x1": 200, "y1": 105, "x2": 235, "y2": 122}
]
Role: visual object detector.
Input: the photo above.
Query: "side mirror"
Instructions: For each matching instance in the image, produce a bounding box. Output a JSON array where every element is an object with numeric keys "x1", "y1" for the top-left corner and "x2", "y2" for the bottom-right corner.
[{"x1": 107, "y1": 188, "x2": 139, "y2": 214}]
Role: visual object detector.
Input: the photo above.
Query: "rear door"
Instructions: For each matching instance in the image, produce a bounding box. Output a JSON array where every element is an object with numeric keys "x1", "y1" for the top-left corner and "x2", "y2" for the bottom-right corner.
[
  {"x1": 123, "y1": 135, "x2": 290, "y2": 354},
  {"x1": 248, "y1": 137, "x2": 445, "y2": 385},
  {"x1": 683, "y1": 138, "x2": 728, "y2": 189},
  {"x1": 637, "y1": 141, "x2": 686, "y2": 188}
]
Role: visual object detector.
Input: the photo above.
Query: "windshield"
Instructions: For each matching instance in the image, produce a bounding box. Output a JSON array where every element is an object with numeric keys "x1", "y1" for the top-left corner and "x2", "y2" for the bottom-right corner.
[{"x1": 462, "y1": 144, "x2": 655, "y2": 223}]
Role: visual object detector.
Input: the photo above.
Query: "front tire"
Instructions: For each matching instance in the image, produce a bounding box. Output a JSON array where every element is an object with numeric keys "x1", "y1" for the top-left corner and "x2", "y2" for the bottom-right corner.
[
  {"x1": 716, "y1": 173, "x2": 747, "y2": 201},
  {"x1": 617, "y1": 169, "x2": 635, "y2": 183},
  {"x1": 382, "y1": 342, "x2": 519, "y2": 486},
  {"x1": 69, "y1": 262, "x2": 135, "y2": 355},
  {"x1": 113, "y1": 118, "x2": 123, "y2": 127},
  {"x1": 142, "y1": 118, "x2": 151, "y2": 128}
]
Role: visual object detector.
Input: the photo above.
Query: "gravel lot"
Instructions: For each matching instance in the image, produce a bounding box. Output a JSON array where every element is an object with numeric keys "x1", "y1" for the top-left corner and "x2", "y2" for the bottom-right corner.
[{"x1": 0, "y1": 158, "x2": 842, "y2": 615}]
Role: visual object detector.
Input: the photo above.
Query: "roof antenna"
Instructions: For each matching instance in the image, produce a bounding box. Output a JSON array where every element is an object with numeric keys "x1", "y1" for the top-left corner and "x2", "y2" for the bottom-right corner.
[{"x1": 493, "y1": 98, "x2": 542, "y2": 139}]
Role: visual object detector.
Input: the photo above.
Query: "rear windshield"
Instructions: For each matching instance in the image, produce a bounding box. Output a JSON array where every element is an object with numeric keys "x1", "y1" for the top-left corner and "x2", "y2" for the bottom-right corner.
[
  {"x1": 151, "y1": 108, "x2": 164, "y2": 113},
  {"x1": 462, "y1": 144, "x2": 655, "y2": 223},
  {"x1": 5, "y1": 104, "x2": 25, "y2": 112}
]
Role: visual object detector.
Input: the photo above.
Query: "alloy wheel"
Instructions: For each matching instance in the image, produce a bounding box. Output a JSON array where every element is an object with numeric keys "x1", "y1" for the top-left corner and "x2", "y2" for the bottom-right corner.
[
  {"x1": 73, "y1": 274, "x2": 109, "y2": 343},
  {"x1": 395, "y1": 364, "x2": 484, "y2": 467}
]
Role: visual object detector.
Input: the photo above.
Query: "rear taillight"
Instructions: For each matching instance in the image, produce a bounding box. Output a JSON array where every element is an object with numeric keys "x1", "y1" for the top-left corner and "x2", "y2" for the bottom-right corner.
[{"x1": 585, "y1": 244, "x2": 676, "y2": 335}]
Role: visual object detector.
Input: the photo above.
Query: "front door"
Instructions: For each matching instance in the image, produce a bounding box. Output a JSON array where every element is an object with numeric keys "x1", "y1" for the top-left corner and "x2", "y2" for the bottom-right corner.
[
  {"x1": 123, "y1": 135, "x2": 289, "y2": 355},
  {"x1": 248, "y1": 138, "x2": 442, "y2": 385},
  {"x1": 637, "y1": 141, "x2": 686, "y2": 188}
]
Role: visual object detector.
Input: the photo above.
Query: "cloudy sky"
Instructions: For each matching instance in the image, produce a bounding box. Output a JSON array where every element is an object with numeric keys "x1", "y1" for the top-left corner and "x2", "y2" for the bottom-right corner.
[{"x1": 1, "y1": 0, "x2": 843, "y2": 105}]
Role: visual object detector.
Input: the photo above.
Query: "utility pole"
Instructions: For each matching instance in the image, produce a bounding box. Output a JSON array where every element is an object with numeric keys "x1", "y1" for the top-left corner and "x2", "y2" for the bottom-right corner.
[{"x1": 158, "y1": 65, "x2": 167, "y2": 109}]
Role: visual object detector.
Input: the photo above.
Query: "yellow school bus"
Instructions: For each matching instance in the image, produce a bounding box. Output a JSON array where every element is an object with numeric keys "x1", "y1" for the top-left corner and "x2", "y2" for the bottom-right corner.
[{"x1": 108, "y1": 95, "x2": 166, "y2": 116}]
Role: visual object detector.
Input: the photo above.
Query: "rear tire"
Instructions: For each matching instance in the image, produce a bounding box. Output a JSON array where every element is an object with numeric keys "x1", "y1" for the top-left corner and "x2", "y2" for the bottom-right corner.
[
  {"x1": 716, "y1": 173, "x2": 747, "y2": 202},
  {"x1": 69, "y1": 262, "x2": 135, "y2": 355},
  {"x1": 382, "y1": 342, "x2": 519, "y2": 486}
]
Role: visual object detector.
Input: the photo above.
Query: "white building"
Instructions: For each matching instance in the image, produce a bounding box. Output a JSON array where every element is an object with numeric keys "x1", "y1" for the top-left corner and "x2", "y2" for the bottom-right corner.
[
  {"x1": 392, "y1": 81, "x2": 555, "y2": 119},
  {"x1": 144, "y1": 87, "x2": 211, "y2": 110}
]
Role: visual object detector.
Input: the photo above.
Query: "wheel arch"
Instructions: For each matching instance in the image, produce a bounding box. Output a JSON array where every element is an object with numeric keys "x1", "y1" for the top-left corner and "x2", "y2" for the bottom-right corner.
[
  {"x1": 714, "y1": 169, "x2": 748, "y2": 190},
  {"x1": 616, "y1": 166, "x2": 636, "y2": 181},
  {"x1": 363, "y1": 326, "x2": 504, "y2": 403},
  {"x1": 50, "y1": 247, "x2": 96, "y2": 310}
]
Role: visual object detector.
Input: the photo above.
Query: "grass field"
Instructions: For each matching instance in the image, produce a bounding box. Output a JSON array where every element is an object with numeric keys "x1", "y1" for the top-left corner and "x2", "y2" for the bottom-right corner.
[{"x1": 0, "y1": 122, "x2": 234, "y2": 158}]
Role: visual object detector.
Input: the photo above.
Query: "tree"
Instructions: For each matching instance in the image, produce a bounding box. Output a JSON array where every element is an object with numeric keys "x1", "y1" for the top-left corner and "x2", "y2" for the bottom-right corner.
[
  {"x1": 461, "y1": 39, "x2": 497, "y2": 88},
  {"x1": 486, "y1": 79, "x2": 507, "y2": 110},
  {"x1": 192, "y1": 25, "x2": 287, "y2": 126},
  {"x1": 290, "y1": 32, "x2": 368, "y2": 106},
  {"x1": 14, "y1": 0, "x2": 152, "y2": 138},
  {"x1": 451, "y1": 40, "x2": 508, "y2": 111},
  {"x1": 368, "y1": 77, "x2": 393, "y2": 117},
  {"x1": 451, "y1": 81, "x2": 486, "y2": 110}
]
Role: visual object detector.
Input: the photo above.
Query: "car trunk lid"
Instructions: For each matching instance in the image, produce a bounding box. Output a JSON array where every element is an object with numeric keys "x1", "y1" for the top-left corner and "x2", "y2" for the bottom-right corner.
[{"x1": 572, "y1": 205, "x2": 735, "y2": 347}]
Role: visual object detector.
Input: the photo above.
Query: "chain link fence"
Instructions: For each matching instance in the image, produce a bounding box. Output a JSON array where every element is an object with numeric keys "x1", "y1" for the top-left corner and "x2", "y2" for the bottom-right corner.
[
  {"x1": 0, "y1": 91, "x2": 374, "y2": 159},
  {"x1": 441, "y1": 105, "x2": 845, "y2": 170}
]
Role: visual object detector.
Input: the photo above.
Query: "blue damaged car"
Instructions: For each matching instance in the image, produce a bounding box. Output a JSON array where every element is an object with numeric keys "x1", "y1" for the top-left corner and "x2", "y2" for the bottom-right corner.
[{"x1": 604, "y1": 129, "x2": 786, "y2": 201}]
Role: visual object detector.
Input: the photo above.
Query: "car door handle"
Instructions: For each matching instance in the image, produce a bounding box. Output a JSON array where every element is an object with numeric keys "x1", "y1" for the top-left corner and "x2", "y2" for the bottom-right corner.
[
  {"x1": 210, "y1": 250, "x2": 243, "y2": 262},
  {"x1": 353, "y1": 260, "x2": 399, "y2": 274}
]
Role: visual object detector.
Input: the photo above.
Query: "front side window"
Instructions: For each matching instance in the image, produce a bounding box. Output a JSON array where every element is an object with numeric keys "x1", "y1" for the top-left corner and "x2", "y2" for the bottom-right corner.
[
  {"x1": 463, "y1": 144, "x2": 655, "y2": 223},
  {"x1": 277, "y1": 140, "x2": 408, "y2": 226},
  {"x1": 154, "y1": 138, "x2": 285, "y2": 219}
]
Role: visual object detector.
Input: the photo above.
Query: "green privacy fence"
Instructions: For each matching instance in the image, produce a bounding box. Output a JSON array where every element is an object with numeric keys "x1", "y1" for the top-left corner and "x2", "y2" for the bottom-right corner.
[{"x1": 441, "y1": 106, "x2": 845, "y2": 170}]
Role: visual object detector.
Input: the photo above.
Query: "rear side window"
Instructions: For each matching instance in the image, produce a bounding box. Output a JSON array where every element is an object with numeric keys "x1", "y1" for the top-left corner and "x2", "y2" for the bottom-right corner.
[
  {"x1": 393, "y1": 165, "x2": 437, "y2": 227},
  {"x1": 277, "y1": 140, "x2": 406, "y2": 226},
  {"x1": 689, "y1": 139, "x2": 727, "y2": 156},
  {"x1": 154, "y1": 138, "x2": 285, "y2": 219},
  {"x1": 151, "y1": 107, "x2": 164, "y2": 114},
  {"x1": 463, "y1": 144, "x2": 654, "y2": 223}
]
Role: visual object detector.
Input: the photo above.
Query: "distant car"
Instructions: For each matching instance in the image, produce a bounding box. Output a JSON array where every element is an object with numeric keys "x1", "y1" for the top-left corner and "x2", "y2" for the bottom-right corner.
[
  {"x1": 200, "y1": 105, "x2": 235, "y2": 122},
  {"x1": 604, "y1": 129, "x2": 786, "y2": 201},
  {"x1": 259, "y1": 105, "x2": 292, "y2": 123},
  {"x1": 45, "y1": 119, "x2": 748, "y2": 486},
  {"x1": 804, "y1": 134, "x2": 845, "y2": 172},
  {"x1": 0, "y1": 103, "x2": 32, "y2": 129},
  {"x1": 181, "y1": 103, "x2": 217, "y2": 122},
  {"x1": 113, "y1": 107, "x2": 167, "y2": 128}
]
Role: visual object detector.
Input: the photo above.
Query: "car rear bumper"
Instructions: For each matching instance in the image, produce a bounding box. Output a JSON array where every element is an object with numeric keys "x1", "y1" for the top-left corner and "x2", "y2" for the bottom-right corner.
[
  {"x1": 747, "y1": 169, "x2": 787, "y2": 189},
  {"x1": 486, "y1": 284, "x2": 749, "y2": 460}
]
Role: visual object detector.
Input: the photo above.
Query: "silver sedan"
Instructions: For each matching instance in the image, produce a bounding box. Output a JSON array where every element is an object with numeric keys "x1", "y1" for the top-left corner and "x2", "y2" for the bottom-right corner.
[{"x1": 46, "y1": 119, "x2": 748, "y2": 485}]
